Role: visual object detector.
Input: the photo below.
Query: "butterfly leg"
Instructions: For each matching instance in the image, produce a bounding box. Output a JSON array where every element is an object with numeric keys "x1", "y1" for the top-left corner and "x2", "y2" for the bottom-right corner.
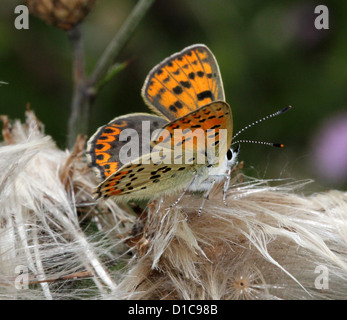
[
  {"x1": 169, "y1": 175, "x2": 197, "y2": 209},
  {"x1": 198, "y1": 179, "x2": 216, "y2": 217},
  {"x1": 223, "y1": 167, "x2": 232, "y2": 206}
]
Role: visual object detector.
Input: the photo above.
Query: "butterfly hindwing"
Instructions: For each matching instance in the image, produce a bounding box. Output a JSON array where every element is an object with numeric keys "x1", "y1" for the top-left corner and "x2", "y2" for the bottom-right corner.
[
  {"x1": 94, "y1": 153, "x2": 196, "y2": 200},
  {"x1": 87, "y1": 113, "x2": 167, "y2": 180},
  {"x1": 142, "y1": 44, "x2": 225, "y2": 121}
]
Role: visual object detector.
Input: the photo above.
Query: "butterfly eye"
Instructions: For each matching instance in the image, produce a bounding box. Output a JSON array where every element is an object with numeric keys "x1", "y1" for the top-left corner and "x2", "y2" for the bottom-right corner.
[
  {"x1": 226, "y1": 144, "x2": 240, "y2": 165},
  {"x1": 227, "y1": 149, "x2": 233, "y2": 161}
]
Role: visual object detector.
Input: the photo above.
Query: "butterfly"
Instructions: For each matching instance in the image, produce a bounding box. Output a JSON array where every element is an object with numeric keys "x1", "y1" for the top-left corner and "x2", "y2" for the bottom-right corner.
[{"x1": 87, "y1": 44, "x2": 240, "y2": 215}]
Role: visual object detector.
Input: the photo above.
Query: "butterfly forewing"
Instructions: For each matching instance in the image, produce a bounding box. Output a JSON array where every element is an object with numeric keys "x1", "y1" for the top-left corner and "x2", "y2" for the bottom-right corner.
[
  {"x1": 142, "y1": 44, "x2": 225, "y2": 121},
  {"x1": 151, "y1": 101, "x2": 233, "y2": 166}
]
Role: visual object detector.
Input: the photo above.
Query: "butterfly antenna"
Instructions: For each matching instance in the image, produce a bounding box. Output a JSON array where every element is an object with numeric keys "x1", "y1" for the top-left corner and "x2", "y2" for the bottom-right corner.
[
  {"x1": 231, "y1": 139, "x2": 284, "y2": 148},
  {"x1": 232, "y1": 105, "x2": 292, "y2": 141}
]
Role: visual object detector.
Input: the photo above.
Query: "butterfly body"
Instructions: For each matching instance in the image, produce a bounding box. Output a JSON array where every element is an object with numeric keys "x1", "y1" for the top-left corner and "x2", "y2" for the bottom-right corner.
[
  {"x1": 188, "y1": 156, "x2": 230, "y2": 192},
  {"x1": 87, "y1": 44, "x2": 238, "y2": 207}
]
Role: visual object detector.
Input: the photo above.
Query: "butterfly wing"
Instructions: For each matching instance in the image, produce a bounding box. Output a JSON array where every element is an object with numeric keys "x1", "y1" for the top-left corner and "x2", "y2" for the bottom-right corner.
[
  {"x1": 142, "y1": 44, "x2": 225, "y2": 121},
  {"x1": 91, "y1": 45, "x2": 231, "y2": 201},
  {"x1": 151, "y1": 101, "x2": 233, "y2": 165},
  {"x1": 87, "y1": 113, "x2": 167, "y2": 180},
  {"x1": 94, "y1": 153, "x2": 196, "y2": 200},
  {"x1": 94, "y1": 101, "x2": 233, "y2": 200}
]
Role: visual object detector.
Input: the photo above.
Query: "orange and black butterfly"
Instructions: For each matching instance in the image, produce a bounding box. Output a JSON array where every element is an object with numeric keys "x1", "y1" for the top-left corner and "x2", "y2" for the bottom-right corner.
[{"x1": 87, "y1": 44, "x2": 240, "y2": 213}]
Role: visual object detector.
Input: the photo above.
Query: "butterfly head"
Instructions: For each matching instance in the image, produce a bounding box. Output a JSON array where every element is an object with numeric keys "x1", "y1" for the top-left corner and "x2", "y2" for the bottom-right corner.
[{"x1": 226, "y1": 144, "x2": 240, "y2": 168}]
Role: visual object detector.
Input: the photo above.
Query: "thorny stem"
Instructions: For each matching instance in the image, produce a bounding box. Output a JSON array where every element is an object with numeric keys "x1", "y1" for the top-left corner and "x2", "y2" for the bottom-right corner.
[{"x1": 67, "y1": 0, "x2": 155, "y2": 149}]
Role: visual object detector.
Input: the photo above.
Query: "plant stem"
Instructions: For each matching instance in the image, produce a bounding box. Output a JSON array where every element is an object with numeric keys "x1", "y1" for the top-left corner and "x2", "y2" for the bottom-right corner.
[
  {"x1": 67, "y1": 25, "x2": 88, "y2": 149},
  {"x1": 88, "y1": 0, "x2": 155, "y2": 88},
  {"x1": 67, "y1": 0, "x2": 155, "y2": 149}
]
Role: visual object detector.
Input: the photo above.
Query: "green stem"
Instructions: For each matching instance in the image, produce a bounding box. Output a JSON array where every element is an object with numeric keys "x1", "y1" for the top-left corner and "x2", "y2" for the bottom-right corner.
[
  {"x1": 67, "y1": 25, "x2": 88, "y2": 149},
  {"x1": 88, "y1": 0, "x2": 155, "y2": 89},
  {"x1": 67, "y1": 0, "x2": 155, "y2": 149}
]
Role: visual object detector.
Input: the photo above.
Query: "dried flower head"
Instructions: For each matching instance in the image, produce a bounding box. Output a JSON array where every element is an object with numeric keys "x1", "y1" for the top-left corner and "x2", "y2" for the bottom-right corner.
[{"x1": 26, "y1": 0, "x2": 96, "y2": 30}]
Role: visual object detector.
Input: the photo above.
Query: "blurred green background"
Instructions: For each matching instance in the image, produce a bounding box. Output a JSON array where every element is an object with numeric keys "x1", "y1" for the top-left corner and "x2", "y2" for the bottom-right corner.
[{"x1": 0, "y1": 0, "x2": 346, "y2": 190}]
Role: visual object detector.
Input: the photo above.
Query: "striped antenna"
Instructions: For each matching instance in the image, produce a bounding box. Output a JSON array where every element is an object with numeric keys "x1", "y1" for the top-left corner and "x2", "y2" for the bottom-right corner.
[
  {"x1": 232, "y1": 105, "x2": 292, "y2": 141},
  {"x1": 231, "y1": 139, "x2": 284, "y2": 148}
]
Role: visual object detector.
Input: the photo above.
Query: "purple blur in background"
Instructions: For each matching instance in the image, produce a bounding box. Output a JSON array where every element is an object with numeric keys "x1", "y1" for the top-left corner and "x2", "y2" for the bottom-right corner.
[{"x1": 311, "y1": 112, "x2": 347, "y2": 184}]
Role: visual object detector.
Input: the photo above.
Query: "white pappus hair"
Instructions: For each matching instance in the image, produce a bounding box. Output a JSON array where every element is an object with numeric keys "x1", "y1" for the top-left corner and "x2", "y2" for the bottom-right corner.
[{"x1": 0, "y1": 110, "x2": 346, "y2": 300}]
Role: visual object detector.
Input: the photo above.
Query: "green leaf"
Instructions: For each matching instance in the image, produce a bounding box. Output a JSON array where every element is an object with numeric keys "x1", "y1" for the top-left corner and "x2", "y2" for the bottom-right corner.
[{"x1": 96, "y1": 60, "x2": 129, "y2": 92}]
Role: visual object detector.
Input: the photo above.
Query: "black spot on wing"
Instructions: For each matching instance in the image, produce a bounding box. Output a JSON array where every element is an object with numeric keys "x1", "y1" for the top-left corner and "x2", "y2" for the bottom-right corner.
[
  {"x1": 174, "y1": 101, "x2": 183, "y2": 109},
  {"x1": 173, "y1": 86, "x2": 183, "y2": 94},
  {"x1": 197, "y1": 90, "x2": 213, "y2": 101},
  {"x1": 169, "y1": 105, "x2": 177, "y2": 113},
  {"x1": 208, "y1": 131, "x2": 219, "y2": 138},
  {"x1": 180, "y1": 81, "x2": 191, "y2": 88}
]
